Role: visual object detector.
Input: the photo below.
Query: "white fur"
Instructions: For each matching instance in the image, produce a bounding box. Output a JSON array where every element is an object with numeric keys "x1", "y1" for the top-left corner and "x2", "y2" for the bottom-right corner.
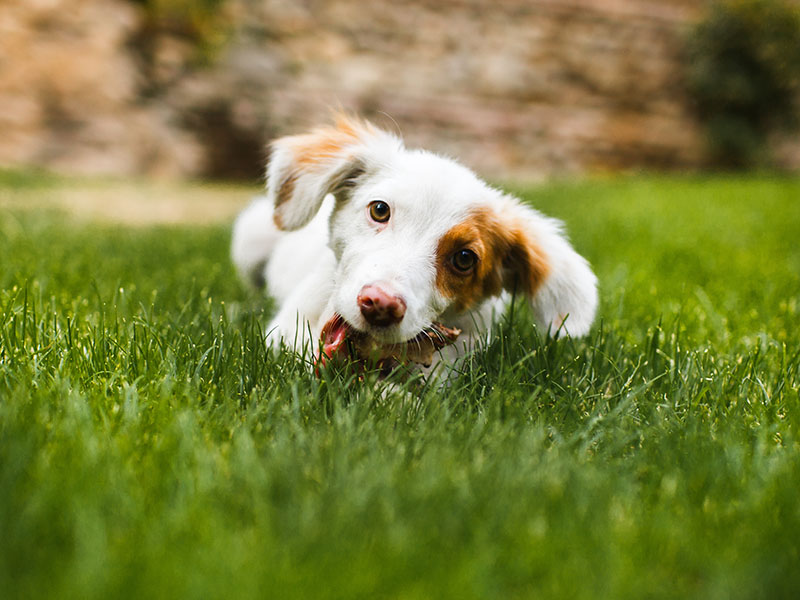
[{"x1": 232, "y1": 119, "x2": 598, "y2": 366}]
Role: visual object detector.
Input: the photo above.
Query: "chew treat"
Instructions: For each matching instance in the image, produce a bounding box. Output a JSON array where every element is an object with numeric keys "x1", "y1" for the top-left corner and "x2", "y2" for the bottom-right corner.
[{"x1": 317, "y1": 316, "x2": 461, "y2": 370}]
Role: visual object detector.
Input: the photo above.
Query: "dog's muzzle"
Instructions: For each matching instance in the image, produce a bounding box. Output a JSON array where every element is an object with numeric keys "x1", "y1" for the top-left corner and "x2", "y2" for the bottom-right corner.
[{"x1": 316, "y1": 315, "x2": 461, "y2": 373}]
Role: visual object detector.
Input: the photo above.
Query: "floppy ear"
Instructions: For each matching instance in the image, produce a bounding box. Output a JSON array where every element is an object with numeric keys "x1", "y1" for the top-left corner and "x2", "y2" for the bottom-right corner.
[
  {"x1": 267, "y1": 115, "x2": 400, "y2": 231},
  {"x1": 499, "y1": 199, "x2": 598, "y2": 337}
]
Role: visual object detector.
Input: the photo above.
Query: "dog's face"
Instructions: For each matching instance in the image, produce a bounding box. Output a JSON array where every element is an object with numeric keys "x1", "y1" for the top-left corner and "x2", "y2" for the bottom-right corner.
[
  {"x1": 267, "y1": 116, "x2": 597, "y2": 364},
  {"x1": 328, "y1": 151, "x2": 510, "y2": 345}
]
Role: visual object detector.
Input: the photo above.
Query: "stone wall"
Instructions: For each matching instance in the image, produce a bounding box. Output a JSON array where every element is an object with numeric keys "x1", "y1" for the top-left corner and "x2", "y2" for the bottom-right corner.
[
  {"x1": 0, "y1": 0, "x2": 202, "y2": 176},
  {"x1": 0, "y1": 0, "x2": 796, "y2": 180}
]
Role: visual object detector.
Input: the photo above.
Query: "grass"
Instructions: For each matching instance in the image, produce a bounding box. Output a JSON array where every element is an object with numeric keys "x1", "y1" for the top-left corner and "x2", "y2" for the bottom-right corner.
[{"x1": 1, "y1": 173, "x2": 799, "y2": 599}]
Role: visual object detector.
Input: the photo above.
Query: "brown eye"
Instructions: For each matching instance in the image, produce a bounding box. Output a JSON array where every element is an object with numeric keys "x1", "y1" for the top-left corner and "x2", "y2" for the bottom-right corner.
[
  {"x1": 451, "y1": 249, "x2": 477, "y2": 273},
  {"x1": 368, "y1": 200, "x2": 391, "y2": 223}
]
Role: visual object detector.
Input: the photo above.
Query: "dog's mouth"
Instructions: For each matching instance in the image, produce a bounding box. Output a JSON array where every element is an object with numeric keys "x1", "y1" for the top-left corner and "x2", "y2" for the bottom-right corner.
[{"x1": 317, "y1": 314, "x2": 461, "y2": 372}]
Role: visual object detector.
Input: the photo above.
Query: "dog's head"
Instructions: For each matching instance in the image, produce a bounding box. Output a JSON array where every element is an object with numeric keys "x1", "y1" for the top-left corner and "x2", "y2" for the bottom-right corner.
[{"x1": 267, "y1": 115, "x2": 597, "y2": 364}]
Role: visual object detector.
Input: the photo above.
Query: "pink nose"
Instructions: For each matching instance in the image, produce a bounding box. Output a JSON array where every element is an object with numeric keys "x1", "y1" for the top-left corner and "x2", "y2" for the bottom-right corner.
[{"x1": 357, "y1": 284, "x2": 406, "y2": 327}]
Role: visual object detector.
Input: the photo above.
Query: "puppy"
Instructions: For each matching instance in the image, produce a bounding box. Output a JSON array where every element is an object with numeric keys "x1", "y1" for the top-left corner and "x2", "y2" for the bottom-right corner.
[{"x1": 232, "y1": 115, "x2": 597, "y2": 372}]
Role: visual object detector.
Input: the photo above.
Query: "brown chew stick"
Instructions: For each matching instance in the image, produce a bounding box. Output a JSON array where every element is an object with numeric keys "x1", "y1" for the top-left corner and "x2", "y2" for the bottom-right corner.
[{"x1": 349, "y1": 322, "x2": 461, "y2": 368}]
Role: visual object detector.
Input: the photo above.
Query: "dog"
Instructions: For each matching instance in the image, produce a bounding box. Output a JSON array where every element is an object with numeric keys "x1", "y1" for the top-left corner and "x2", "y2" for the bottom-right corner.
[{"x1": 232, "y1": 115, "x2": 597, "y2": 373}]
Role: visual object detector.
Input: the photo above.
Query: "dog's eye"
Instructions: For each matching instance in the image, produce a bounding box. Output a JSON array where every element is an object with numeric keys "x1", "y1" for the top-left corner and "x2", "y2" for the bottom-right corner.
[
  {"x1": 451, "y1": 249, "x2": 477, "y2": 273},
  {"x1": 368, "y1": 200, "x2": 391, "y2": 223}
]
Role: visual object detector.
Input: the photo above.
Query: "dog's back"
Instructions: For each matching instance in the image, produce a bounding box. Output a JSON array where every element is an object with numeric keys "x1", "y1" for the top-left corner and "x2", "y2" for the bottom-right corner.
[{"x1": 232, "y1": 195, "x2": 334, "y2": 303}]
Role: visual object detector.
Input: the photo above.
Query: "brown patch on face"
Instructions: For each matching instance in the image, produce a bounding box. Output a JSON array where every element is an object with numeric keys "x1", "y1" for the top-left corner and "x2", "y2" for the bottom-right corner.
[
  {"x1": 436, "y1": 207, "x2": 550, "y2": 312},
  {"x1": 436, "y1": 212, "x2": 502, "y2": 312}
]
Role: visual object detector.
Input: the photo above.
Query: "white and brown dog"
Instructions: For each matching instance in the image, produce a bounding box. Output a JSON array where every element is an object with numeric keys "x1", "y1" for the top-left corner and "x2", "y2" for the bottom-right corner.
[{"x1": 232, "y1": 115, "x2": 597, "y2": 372}]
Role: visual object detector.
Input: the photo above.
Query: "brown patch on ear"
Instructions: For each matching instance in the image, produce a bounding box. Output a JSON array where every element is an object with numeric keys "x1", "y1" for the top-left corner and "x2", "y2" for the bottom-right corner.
[
  {"x1": 436, "y1": 207, "x2": 550, "y2": 312},
  {"x1": 270, "y1": 116, "x2": 373, "y2": 230},
  {"x1": 503, "y1": 225, "x2": 550, "y2": 297},
  {"x1": 275, "y1": 172, "x2": 297, "y2": 209},
  {"x1": 271, "y1": 171, "x2": 297, "y2": 229},
  {"x1": 288, "y1": 114, "x2": 376, "y2": 168}
]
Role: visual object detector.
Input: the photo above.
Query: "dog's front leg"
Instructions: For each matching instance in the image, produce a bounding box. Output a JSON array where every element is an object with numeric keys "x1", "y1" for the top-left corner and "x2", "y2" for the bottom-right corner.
[{"x1": 265, "y1": 254, "x2": 335, "y2": 353}]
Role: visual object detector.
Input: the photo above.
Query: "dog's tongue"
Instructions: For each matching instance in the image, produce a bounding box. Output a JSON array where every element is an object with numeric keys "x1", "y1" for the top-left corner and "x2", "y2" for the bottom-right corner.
[{"x1": 319, "y1": 315, "x2": 349, "y2": 365}]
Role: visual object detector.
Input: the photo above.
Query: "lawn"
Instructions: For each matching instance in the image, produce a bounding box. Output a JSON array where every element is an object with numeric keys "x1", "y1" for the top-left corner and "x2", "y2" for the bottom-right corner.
[{"x1": 1, "y1": 172, "x2": 799, "y2": 599}]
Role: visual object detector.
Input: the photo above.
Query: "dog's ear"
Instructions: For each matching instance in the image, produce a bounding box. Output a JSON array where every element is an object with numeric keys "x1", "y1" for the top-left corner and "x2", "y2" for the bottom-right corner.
[
  {"x1": 267, "y1": 115, "x2": 400, "y2": 231},
  {"x1": 498, "y1": 199, "x2": 598, "y2": 337}
]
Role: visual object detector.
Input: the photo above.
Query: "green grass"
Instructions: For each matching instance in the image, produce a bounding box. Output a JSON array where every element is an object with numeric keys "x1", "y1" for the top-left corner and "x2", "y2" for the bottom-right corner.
[{"x1": 1, "y1": 174, "x2": 799, "y2": 599}]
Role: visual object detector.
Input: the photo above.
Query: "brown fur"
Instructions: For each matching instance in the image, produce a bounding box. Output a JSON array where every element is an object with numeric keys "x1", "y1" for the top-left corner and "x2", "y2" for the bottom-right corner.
[
  {"x1": 274, "y1": 172, "x2": 297, "y2": 207},
  {"x1": 288, "y1": 114, "x2": 375, "y2": 168},
  {"x1": 436, "y1": 207, "x2": 550, "y2": 312},
  {"x1": 271, "y1": 114, "x2": 373, "y2": 229}
]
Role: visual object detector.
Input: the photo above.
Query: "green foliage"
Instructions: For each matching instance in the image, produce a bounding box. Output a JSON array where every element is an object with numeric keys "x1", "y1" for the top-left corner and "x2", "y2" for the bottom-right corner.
[
  {"x1": 2, "y1": 175, "x2": 800, "y2": 598},
  {"x1": 131, "y1": 0, "x2": 233, "y2": 65},
  {"x1": 686, "y1": 0, "x2": 800, "y2": 168}
]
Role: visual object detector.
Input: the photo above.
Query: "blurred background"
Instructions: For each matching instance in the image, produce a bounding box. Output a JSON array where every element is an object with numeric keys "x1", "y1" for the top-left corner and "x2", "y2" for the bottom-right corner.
[{"x1": 1, "y1": 0, "x2": 799, "y2": 183}]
